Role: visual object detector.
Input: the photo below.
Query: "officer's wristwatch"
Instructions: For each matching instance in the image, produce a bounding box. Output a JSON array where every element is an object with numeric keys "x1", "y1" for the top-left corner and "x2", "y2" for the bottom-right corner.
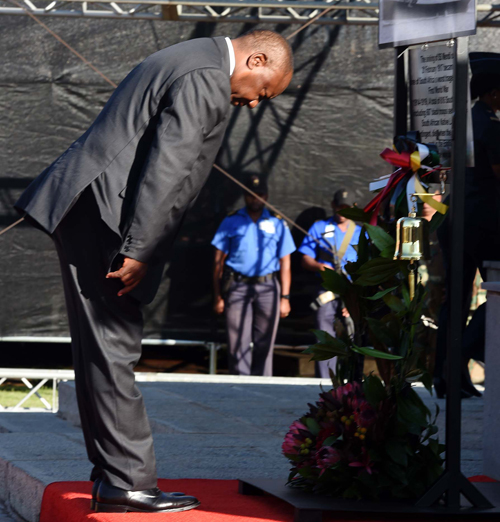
[{"x1": 281, "y1": 294, "x2": 290, "y2": 300}]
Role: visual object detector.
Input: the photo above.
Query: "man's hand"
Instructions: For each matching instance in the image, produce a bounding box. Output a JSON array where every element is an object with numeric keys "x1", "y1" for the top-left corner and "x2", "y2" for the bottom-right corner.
[
  {"x1": 342, "y1": 307, "x2": 350, "y2": 318},
  {"x1": 280, "y1": 298, "x2": 291, "y2": 318},
  {"x1": 107, "y1": 257, "x2": 148, "y2": 296},
  {"x1": 214, "y1": 296, "x2": 225, "y2": 315}
]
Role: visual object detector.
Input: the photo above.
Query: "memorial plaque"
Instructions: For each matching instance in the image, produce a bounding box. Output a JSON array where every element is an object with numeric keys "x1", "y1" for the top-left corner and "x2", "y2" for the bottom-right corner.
[{"x1": 410, "y1": 44, "x2": 455, "y2": 166}]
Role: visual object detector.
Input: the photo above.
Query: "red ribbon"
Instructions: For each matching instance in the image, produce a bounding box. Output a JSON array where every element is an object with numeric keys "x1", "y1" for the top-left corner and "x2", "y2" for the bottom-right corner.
[
  {"x1": 379, "y1": 148, "x2": 412, "y2": 169},
  {"x1": 364, "y1": 168, "x2": 409, "y2": 225}
]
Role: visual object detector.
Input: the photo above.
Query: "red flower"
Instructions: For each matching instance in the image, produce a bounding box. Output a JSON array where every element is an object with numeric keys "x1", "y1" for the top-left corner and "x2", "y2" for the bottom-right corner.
[
  {"x1": 353, "y1": 400, "x2": 377, "y2": 428},
  {"x1": 317, "y1": 446, "x2": 342, "y2": 475},
  {"x1": 282, "y1": 421, "x2": 309, "y2": 456},
  {"x1": 316, "y1": 423, "x2": 338, "y2": 448},
  {"x1": 349, "y1": 447, "x2": 375, "y2": 475}
]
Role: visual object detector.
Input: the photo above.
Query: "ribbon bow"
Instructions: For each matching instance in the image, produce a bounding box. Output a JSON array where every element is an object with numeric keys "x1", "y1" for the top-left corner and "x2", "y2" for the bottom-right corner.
[{"x1": 364, "y1": 136, "x2": 449, "y2": 225}]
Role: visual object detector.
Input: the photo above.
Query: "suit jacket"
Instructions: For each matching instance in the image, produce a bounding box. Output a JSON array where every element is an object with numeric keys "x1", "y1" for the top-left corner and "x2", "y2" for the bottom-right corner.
[{"x1": 15, "y1": 36, "x2": 231, "y2": 303}]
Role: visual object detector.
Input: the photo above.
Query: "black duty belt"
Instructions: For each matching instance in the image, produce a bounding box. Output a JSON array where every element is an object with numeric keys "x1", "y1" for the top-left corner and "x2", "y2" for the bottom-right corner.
[{"x1": 231, "y1": 271, "x2": 276, "y2": 284}]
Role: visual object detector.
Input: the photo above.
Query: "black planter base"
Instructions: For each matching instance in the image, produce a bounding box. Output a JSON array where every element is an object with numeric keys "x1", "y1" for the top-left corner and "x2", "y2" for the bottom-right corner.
[{"x1": 238, "y1": 478, "x2": 500, "y2": 521}]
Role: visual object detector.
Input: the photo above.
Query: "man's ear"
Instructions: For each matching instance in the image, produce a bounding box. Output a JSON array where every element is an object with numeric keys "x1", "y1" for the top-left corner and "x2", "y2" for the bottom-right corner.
[{"x1": 247, "y1": 52, "x2": 268, "y2": 70}]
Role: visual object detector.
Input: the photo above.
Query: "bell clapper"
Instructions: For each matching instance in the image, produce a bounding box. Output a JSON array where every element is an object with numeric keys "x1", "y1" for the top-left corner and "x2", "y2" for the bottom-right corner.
[
  {"x1": 439, "y1": 170, "x2": 447, "y2": 196},
  {"x1": 408, "y1": 261, "x2": 417, "y2": 301}
]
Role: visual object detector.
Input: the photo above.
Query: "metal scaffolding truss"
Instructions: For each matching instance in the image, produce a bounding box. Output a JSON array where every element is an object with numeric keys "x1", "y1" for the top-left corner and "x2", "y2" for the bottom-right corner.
[{"x1": 1, "y1": 0, "x2": 499, "y2": 26}]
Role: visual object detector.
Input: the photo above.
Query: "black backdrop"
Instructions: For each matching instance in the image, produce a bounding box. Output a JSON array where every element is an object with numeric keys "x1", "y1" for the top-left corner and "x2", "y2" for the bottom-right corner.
[{"x1": 1, "y1": 17, "x2": 495, "y2": 342}]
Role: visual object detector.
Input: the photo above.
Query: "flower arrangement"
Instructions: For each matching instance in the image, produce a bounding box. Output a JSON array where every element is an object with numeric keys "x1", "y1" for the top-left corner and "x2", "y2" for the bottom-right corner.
[
  {"x1": 282, "y1": 134, "x2": 448, "y2": 501},
  {"x1": 283, "y1": 378, "x2": 444, "y2": 500}
]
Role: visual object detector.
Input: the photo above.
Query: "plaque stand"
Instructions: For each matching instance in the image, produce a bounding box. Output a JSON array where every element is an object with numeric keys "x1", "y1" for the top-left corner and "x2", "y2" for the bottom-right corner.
[{"x1": 239, "y1": 35, "x2": 496, "y2": 519}]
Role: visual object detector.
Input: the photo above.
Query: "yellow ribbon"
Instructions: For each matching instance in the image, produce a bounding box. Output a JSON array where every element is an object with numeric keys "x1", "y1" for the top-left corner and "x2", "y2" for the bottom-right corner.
[
  {"x1": 414, "y1": 176, "x2": 449, "y2": 215},
  {"x1": 410, "y1": 151, "x2": 421, "y2": 172}
]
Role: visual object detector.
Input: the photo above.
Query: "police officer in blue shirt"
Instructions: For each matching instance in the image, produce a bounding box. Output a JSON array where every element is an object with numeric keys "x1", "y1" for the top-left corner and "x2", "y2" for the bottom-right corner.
[
  {"x1": 298, "y1": 189, "x2": 361, "y2": 378},
  {"x1": 212, "y1": 175, "x2": 296, "y2": 376}
]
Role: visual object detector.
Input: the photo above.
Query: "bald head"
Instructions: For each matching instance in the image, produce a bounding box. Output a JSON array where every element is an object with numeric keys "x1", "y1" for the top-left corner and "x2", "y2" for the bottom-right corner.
[
  {"x1": 230, "y1": 30, "x2": 294, "y2": 109},
  {"x1": 235, "y1": 30, "x2": 294, "y2": 75}
]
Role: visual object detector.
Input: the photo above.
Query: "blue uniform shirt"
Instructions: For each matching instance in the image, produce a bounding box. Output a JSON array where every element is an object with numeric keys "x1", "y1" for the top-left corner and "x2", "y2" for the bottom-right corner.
[
  {"x1": 212, "y1": 207, "x2": 296, "y2": 277},
  {"x1": 298, "y1": 218, "x2": 362, "y2": 271}
]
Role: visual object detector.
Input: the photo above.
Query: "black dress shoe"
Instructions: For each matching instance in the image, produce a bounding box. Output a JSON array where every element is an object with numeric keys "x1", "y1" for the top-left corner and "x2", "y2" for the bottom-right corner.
[
  {"x1": 90, "y1": 477, "x2": 186, "y2": 511},
  {"x1": 95, "y1": 480, "x2": 200, "y2": 513},
  {"x1": 433, "y1": 377, "x2": 473, "y2": 399},
  {"x1": 90, "y1": 477, "x2": 101, "y2": 510}
]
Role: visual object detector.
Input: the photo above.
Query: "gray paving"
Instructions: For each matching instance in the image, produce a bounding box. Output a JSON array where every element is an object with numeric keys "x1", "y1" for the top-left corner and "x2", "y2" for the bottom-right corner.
[
  {"x1": 0, "y1": 502, "x2": 17, "y2": 522},
  {"x1": 0, "y1": 380, "x2": 485, "y2": 522}
]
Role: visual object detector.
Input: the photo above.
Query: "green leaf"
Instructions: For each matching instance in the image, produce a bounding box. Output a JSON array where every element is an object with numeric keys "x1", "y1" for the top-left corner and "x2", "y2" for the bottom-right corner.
[
  {"x1": 357, "y1": 227, "x2": 370, "y2": 266},
  {"x1": 363, "y1": 374, "x2": 387, "y2": 407},
  {"x1": 366, "y1": 317, "x2": 396, "y2": 347},
  {"x1": 321, "y1": 268, "x2": 348, "y2": 296},
  {"x1": 383, "y1": 294, "x2": 406, "y2": 313},
  {"x1": 384, "y1": 461, "x2": 408, "y2": 485},
  {"x1": 401, "y1": 283, "x2": 411, "y2": 308},
  {"x1": 386, "y1": 440, "x2": 408, "y2": 467},
  {"x1": 311, "y1": 329, "x2": 344, "y2": 346},
  {"x1": 305, "y1": 417, "x2": 321, "y2": 436},
  {"x1": 365, "y1": 224, "x2": 396, "y2": 251},
  {"x1": 357, "y1": 257, "x2": 399, "y2": 274},
  {"x1": 337, "y1": 207, "x2": 371, "y2": 223},
  {"x1": 322, "y1": 435, "x2": 339, "y2": 447},
  {"x1": 354, "y1": 258, "x2": 401, "y2": 287},
  {"x1": 350, "y1": 344, "x2": 403, "y2": 360},
  {"x1": 304, "y1": 331, "x2": 349, "y2": 360},
  {"x1": 379, "y1": 245, "x2": 395, "y2": 258},
  {"x1": 397, "y1": 389, "x2": 430, "y2": 428},
  {"x1": 429, "y1": 209, "x2": 447, "y2": 233},
  {"x1": 421, "y1": 372, "x2": 433, "y2": 395},
  {"x1": 304, "y1": 345, "x2": 349, "y2": 361},
  {"x1": 364, "y1": 286, "x2": 399, "y2": 301}
]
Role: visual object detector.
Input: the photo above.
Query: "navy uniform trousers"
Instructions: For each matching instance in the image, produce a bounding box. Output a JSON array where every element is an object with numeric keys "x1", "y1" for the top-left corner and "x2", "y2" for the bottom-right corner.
[
  {"x1": 225, "y1": 278, "x2": 281, "y2": 376},
  {"x1": 315, "y1": 298, "x2": 340, "y2": 378},
  {"x1": 52, "y1": 188, "x2": 157, "y2": 491},
  {"x1": 315, "y1": 298, "x2": 355, "y2": 379}
]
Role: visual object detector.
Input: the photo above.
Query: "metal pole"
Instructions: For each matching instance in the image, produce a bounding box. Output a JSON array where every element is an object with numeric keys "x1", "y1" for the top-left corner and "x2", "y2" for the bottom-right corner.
[
  {"x1": 446, "y1": 35, "x2": 468, "y2": 507},
  {"x1": 394, "y1": 46, "x2": 408, "y2": 136},
  {"x1": 416, "y1": 37, "x2": 492, "y2": 509}
]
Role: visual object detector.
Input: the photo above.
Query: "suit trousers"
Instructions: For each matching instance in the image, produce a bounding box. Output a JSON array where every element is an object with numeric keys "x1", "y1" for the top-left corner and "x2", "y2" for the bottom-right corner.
[
  {"x1": 52, "y1": 188, "x2": 157, "y2": 491},
  {"x1": 224, "y1": 278, "x2": 280, "y2": 376},
  {"x1": 435, "y1": 220, "x2": 500, "y2": 380}
]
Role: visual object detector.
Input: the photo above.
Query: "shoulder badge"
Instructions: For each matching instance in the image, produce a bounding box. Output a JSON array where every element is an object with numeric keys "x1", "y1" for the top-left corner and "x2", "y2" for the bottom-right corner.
[{"x1": 271, "y1": 211, "x2": 283, "y2": 220}]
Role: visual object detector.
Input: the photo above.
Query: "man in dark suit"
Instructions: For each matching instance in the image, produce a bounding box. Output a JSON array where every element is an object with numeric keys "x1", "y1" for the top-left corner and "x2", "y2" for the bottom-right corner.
[{"x1": 15, "y1": 30, "x2": 293, "y2": 513}]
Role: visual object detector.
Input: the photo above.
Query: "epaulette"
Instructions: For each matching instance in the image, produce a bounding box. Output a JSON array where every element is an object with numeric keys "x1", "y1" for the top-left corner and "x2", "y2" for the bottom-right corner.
[
  {"x1": 227, "y1": 209, "x2": 238, "y2": 217},
  {"x1": 271, "y1": 211, "x2": 283, "y2": 220}
]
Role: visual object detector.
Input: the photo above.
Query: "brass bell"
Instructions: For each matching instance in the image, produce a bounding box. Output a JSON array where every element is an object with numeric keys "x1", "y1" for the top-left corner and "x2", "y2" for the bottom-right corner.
[
  {"x1": 394, "y1": 196, "x2": 431, "y2": 300},
  {"x1": 393, "y1": 212, "x2": 430, "y2": 262}
]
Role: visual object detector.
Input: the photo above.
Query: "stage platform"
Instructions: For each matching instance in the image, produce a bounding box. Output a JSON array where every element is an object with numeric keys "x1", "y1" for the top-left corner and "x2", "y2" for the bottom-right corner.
[
  {"x1": 0, "y1": 378, "x2": 486, "y2": 522},
  {"x1": 39, "y1": 478, "x2": 500, "y2": 522}
]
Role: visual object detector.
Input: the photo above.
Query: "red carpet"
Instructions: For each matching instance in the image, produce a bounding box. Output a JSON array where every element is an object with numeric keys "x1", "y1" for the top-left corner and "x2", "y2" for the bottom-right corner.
[
  {"x1": 39, "y1": 477, "x2": 497, "y2": 522},
  {"x1": 40, "y1": 480, "x2": 298, "y2": 522}
]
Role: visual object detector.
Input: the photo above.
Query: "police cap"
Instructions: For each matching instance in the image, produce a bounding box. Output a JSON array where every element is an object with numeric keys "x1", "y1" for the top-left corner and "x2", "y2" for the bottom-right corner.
[
  {"x1": 245, "y1": 175, "x2": 268, "y2": 195},
  {"x1": 332, "y1": 188, "x2": 354, "y2": 207},
  {"x1": 469, "y1": 52, "x2": 500, "y2": 99}
]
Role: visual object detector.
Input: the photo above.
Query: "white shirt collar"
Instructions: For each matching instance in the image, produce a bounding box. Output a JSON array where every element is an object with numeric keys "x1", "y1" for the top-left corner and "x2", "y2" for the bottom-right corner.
[{"x1": 225, "y1": 37, "x2": 235, "y2": 77}]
